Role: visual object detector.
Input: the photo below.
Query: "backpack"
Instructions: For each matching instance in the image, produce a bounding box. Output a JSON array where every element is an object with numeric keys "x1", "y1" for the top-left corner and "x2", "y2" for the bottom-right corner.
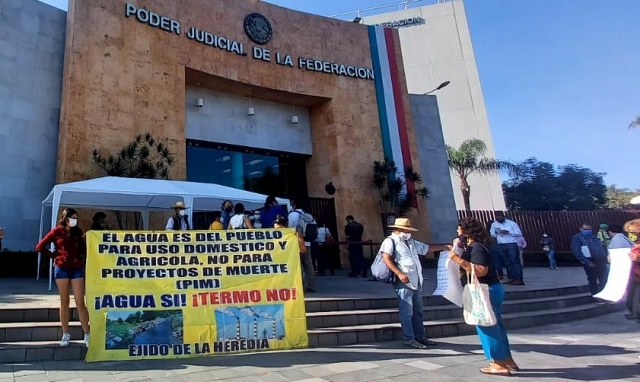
[
  {"x1": 370, "y1": 236, "x2": 396, "y2": 282},
  {"x1": 295, "y1": 211, "x2": 318, "y2": 242}
]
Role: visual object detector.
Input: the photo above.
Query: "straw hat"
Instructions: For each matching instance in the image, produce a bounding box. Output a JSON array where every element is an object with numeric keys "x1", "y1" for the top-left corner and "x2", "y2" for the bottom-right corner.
[
  {"x1": 171, "y1": 201, "x2": 188, "y2": 210},
  {"x1": 388, "y1": 218, "x2": 418, "y2": 232}
]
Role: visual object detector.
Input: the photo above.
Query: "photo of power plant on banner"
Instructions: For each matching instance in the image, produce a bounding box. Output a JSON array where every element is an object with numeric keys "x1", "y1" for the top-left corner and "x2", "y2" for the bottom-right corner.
[
  {"x1": 105, "y1": 310, "x2": 184, "y2": 350},
  {"x1": 215, "y1": 305, "x2": 285, "y2": 350}
]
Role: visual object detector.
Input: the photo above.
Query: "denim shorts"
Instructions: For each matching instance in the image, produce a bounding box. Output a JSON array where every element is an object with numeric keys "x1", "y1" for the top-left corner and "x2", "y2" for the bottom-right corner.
[{"x1": 54, "y1": 266, "x2": 85, "y2": 280}]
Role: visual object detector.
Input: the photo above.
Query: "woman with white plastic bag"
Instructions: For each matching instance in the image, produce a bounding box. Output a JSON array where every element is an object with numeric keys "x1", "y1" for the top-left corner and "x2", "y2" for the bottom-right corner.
[{"x1": 448, "y1": 218, "x2": 519, "y2": 376}]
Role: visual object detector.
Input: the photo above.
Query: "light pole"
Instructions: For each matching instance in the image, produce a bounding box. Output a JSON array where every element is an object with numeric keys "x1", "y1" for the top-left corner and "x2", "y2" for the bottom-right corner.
[{"x1": 423, "y1": 81, "x2": 450, "y2": 95}]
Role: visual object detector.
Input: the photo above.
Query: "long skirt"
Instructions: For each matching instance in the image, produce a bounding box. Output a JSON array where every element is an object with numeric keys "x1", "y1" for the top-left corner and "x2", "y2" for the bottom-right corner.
[{"x1": 475, "y1": 283, "x2": 512, "y2": 361}]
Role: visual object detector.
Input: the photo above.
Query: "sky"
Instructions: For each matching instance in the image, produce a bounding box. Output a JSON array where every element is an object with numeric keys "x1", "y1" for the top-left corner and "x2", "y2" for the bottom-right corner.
[{"x1": 38, "y1": 0, "x2": 640, "y2": 189}]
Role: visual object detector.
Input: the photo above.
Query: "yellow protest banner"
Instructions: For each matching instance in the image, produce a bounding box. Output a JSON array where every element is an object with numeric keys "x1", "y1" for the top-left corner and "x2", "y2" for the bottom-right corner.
[{"x1": 85, "y1": 229, "x2": 308, "y2": 362}]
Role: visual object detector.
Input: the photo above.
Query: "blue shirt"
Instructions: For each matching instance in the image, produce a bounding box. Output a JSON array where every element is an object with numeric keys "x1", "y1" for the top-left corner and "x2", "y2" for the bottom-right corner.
[
  {"x1": 222, "y1": 210, "x2": 233, "y2": 230},
  {"x1": 571, "y1": 233, "x2": 607, "y2": 266},
  {"x1": 260, "y1": 205, "x2": 287, "y2": 229}
]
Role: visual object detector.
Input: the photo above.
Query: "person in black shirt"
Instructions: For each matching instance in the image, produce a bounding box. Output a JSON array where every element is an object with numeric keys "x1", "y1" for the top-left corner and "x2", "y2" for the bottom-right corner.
[
  {"x1": 448, "y1": 217, "x2": 518, "y2": 376},
  {"x1": 344, "y1": 215, "x2": 365, "y2": 277},
  {"x1": 91, "y1": 212, "x2": 108, "y2": 231}
]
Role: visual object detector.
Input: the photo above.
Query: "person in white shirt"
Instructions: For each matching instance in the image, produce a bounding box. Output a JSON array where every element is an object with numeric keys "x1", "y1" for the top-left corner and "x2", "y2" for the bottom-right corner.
[
  {"x1": 314, "y1": 221, "x2": 335, "y2": 276},
  {"x1": 380, "y1": 218, "x2": 448, "y2": 349},
  {"x1": 287, "y1": 200, "x2": 317, "y2": 293},
  {"x1": 490, "y1": 212, "x2": 524, "y2": 285},
  {"x1": 165, "y1": 201, "x2": 190, "y2": 230}
]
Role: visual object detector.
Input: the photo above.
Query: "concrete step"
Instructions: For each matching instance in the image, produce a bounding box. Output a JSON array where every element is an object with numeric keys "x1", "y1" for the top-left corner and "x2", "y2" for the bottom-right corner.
[
  {"x1": 0, "y1": 293, "x2": 595, "y2": 342},
  {"x1": 306, "y1": 292, "x2": 595, "y2": 329},
  {"x1": 0, "y1": 322, "x2": 84, "y2": 343},
  {"x1": 304, "y1": 285, "x2": 590, "y2": 313},
  {"x1": 0, "y1": 340, "x2": 87, "y2": 363},
  {"x1": 0, "y1": 286, "x2": 591, "y2": 323},
  {"x1": 307, "y1": 302, "x2": 625, "y2": 347},
  {"x1": 0, "y1": 302, "x2": 623, "y2": 363},
  {"x1": 0, "y1": 307, "x2": 80, "y2": 324}
]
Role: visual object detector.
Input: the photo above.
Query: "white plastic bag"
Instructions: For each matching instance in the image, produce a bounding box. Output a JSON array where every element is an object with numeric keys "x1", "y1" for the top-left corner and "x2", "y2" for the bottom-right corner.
[
  {"x1": 370, "y1": 237, "x2": 395, "y2": 281},
  {"x1": 462, "y1": 267, "x2": 497, "y2": 327}
]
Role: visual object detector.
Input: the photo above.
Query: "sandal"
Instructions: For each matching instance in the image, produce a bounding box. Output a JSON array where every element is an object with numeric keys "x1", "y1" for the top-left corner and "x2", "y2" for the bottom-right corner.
[
  {"x1": 505, "y1": 357, "x2": 520, "y2": 371},
  {"x1": 480, "y1": 366, "x2": 511, "y2": 376}
]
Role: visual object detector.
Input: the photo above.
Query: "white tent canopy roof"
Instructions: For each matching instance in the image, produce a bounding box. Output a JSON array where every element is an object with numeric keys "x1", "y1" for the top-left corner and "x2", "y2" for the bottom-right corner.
[
  {"x1": 38, "y1": 176, "x2": 289, "y2": 291},
  {"x1": 41, "y1": 176, "x2": 288, "y2": 212}
]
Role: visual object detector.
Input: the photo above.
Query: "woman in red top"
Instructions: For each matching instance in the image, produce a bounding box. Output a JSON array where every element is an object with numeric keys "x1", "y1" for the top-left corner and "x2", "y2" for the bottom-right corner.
[{"x1": 36, "y1": 208, "x2": 90, "y2": 347}]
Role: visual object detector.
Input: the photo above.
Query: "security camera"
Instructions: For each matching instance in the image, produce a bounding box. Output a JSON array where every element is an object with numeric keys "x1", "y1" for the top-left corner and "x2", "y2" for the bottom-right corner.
[{"x1": 196, "y1": 98, "x2": 204, "y2": 108}]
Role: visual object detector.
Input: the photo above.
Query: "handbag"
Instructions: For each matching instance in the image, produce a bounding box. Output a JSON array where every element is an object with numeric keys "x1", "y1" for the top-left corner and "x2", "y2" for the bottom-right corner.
[{"x1": 462, "y1": 266, "x2": 497, "y2": 327}]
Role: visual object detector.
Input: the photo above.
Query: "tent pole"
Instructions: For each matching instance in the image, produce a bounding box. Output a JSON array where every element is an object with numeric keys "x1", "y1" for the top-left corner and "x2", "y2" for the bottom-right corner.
[
  {"x1": 48, "y1": 259, "x2": 53, "y2": 291},
  {"x1": 37, "y1": 205, "x2": 45, "y2": 280},
  {"x1": 49, "y1": 190, "x2": 62, "y2": 291},
  {"x1": 142, "y1": 208, "x2": 150, "y2": 230}
]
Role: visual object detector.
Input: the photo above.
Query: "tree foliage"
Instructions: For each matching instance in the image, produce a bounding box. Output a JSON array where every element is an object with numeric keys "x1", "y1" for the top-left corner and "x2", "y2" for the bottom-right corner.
[
  {"x1": 605, "y1": 185, "x2": 640, "y2": 209},
  {"x1": 445, "y1": 138, "x2": 514, "y2": 211},
  {"x1": 503, "y1": 157, "x2": 607, "y2": 211},
  {"x1": 372, "y1": 159, "x2": 430, "y2": 215},
  {"x1": 91, "y1": 133, "x2": 175, "y2": 179},
  {"x1": 629, "y1": 115, "x2": 640, "y2": 129},
  {"x1": 91, "y1": 133, "x2": 176, "y2": 229}
]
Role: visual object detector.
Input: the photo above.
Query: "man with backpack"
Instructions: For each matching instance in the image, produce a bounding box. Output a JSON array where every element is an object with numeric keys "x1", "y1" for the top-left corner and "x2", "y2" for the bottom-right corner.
[
  {"x1": 372, "y1": 218, "x2": 449, "y2": 349},
  {"x1": 288, "y1": 200, "x2": 318, "y2": 293}
]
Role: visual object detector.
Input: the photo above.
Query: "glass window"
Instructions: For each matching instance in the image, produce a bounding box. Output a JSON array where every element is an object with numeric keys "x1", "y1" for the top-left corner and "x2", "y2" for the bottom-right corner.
[{"x1": 186, "y1": 142, "x2": 308, "y2": 198}]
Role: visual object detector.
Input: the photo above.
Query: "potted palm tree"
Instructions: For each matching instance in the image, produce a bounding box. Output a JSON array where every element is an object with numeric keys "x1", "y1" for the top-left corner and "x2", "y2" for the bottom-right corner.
[{"x1": 372, "y1": 159, "x2": 430, "y2": 235}]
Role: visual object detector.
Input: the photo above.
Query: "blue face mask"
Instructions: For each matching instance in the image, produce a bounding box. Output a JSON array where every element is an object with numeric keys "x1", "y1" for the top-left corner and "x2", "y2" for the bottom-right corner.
[{"x1": 581, "y1": 229, "x2": 592, "y2": 236}]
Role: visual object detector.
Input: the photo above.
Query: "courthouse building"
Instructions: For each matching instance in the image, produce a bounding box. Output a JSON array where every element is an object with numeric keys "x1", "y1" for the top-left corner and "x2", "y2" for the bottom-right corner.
[{"x1": 0, "y1": 0, "x2": 471, "y2": 250}]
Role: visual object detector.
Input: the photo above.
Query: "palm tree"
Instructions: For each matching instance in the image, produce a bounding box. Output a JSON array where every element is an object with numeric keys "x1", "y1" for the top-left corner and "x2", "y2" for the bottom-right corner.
[
  {"x1": 446, "y1": 139, "x2": 513, "y2": 211},
  {"x1": 630, "y1": 116, "x2": 640, "y2": 129}
]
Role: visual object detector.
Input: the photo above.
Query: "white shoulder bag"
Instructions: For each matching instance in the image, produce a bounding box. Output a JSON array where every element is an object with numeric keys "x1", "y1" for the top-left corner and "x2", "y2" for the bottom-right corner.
[{"x1": 462, "y1": 266, "x2": 497, "y2": 327}]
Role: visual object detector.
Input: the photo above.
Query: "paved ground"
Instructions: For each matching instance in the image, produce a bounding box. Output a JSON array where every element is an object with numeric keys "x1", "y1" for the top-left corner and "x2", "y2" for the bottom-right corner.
[
  {"x1": 1, "y1": 312, "x2": 639, "y2": 381},
  {"x1": 0, "y1": 266, "x2": 587, "y2": 307}
]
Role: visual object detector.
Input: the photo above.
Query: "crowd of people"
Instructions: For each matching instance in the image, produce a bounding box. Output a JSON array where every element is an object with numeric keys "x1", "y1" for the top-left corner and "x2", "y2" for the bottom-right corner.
[
  {"x1": 35, "y1": 195, "x2": 373, "y2": 348},
  {"x1": 376, "y1": 211, "x2": 640, "y2": 376},
  {"x1": 32, "y1": 190, "x2": 640, "y2": 368}
]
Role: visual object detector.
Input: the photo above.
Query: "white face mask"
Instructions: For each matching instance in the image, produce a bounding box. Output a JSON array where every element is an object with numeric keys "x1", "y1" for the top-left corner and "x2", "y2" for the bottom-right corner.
[
  {"x1": 179, "y1": 210, "x2": 186, "y2": 217},
  {"x1": 68, "y1": 218, "x2": 78, "y2": 227},
  {"x1": 543, "y1": 234, "x2": 548, "y2": 238},
  {"x1": 399, "y1": 232, "x2": 412, "y2": 241}
]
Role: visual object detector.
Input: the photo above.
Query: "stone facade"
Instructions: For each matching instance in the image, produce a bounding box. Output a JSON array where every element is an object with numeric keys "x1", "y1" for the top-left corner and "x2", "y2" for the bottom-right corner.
[
  {"x1": 57, "y1": 0, "x2": 431, "y2": 241},
  {"x1": 0, "y1": 0, "x2": 66, "y2": 250}
]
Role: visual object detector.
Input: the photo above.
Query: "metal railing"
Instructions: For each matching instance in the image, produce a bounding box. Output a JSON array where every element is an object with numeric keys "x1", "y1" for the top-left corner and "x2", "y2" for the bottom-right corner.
[{"x1": 329, "y1": 0, "x2": 451, "y2": 19}]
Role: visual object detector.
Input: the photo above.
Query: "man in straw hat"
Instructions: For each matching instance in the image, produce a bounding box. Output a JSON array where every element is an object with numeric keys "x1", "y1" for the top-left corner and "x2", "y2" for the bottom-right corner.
[
  {"x1": 166, "y1": 201, "x2": 190, "y2": 231},
  {"x1": 379, "y1": 217, "x2": 449, "y2": 349}
]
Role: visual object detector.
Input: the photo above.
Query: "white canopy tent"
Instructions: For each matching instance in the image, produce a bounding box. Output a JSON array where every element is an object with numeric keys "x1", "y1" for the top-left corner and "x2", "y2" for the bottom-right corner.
[{"x1": 38, "y1": 176, "x2": 289, "y2": 290}]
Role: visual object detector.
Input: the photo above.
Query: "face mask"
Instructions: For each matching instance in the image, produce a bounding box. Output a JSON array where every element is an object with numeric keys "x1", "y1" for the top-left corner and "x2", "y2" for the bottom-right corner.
[
  {"x1": 68, "y1": 218, "x2": 78, "y2": 227},
  {"x1": 543, "y1": 234, "x2": 548, "y2": 238},
  {"x1": 179, "y1": 210, "x2": 186, "y2": 217},
  {"x1": 399, "y1": 232, "x2": 412, "y2": 241},
  {"x1": 581, "y1": 229, "x2": 592, "y2": 236}
]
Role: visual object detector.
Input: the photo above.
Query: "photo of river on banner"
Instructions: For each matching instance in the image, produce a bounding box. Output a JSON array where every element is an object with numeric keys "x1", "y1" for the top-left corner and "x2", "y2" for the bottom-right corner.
[{"x1": 105, "y1": 310, "x2": 184, "y2": 350}]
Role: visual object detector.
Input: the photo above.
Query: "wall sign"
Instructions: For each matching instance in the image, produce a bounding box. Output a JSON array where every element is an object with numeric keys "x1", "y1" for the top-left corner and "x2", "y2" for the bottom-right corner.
[
  {"x1": 243, "y1": 13, "x2": 273, "y2": 45},
  {"x1": 124, "y1": 3, "x2": 373, "y2": 80},
  {"x1": 374, "y1": 17, "x2": 425, "y2": 29}
]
